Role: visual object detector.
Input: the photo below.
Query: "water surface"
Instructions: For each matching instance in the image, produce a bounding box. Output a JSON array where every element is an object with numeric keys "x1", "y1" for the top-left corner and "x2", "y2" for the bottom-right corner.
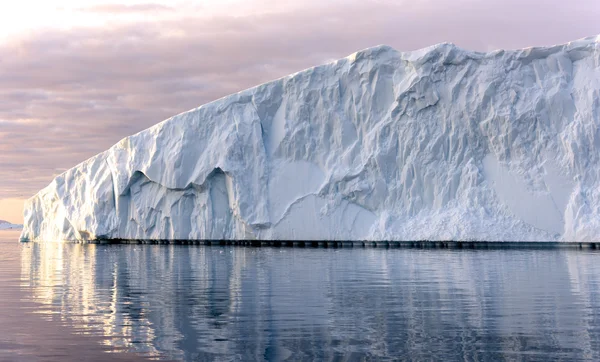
[{"x1": 2, "y1": 231, "x2": 600, "y2": 360}]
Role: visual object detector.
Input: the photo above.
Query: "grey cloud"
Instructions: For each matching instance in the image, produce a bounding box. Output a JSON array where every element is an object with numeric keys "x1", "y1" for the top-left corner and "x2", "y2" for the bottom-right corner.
[
  {"x1": 79, "y1": 3, "x2": 175, "y2": 13},
  {"x1": 0, "y1": 0, "x2": 599, "y2": 200}
]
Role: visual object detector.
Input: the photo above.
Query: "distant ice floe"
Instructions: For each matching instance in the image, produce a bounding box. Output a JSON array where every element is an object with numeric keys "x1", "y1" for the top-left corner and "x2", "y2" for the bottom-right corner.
[{"x1": 0, "y1": 220, "x2": 23, "y2": 230}]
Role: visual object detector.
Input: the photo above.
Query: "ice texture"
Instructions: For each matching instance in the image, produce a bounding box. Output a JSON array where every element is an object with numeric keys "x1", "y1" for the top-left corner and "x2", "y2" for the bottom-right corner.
[{"x1": 20, "y1": 36, "x2": 600, "y2": 242}]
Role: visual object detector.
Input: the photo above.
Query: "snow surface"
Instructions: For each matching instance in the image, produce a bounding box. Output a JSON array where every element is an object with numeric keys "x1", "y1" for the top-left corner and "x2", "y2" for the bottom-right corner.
[
  {"x1": 21, "y1": 35, "x2": 600, "y2": 242},
  {"x1": 0, "y1": 220, "x2": 23, "y2": 230}
]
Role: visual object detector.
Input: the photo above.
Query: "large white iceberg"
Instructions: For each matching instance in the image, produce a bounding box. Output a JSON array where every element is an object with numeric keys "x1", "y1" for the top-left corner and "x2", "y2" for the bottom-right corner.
[{"x1": 21, "y1": 36, "x2": 600, "y2": 242}]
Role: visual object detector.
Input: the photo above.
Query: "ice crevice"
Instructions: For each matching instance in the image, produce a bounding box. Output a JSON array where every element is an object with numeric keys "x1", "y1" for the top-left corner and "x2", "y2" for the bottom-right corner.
[{"x1": 20, "y1": 35, "x2": 600, "y2": 242}]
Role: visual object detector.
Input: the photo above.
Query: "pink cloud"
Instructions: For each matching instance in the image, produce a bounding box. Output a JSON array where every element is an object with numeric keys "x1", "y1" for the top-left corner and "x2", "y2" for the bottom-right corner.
[{"x1": 79, "y1": 3, "x2": 175, "y2": 13}]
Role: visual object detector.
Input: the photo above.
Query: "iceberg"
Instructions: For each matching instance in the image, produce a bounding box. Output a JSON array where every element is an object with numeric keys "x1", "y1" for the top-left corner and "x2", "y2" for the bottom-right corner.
[
  {"x1": 21, "y1": 36, "x2": 600, "y2": 242},
  {"x1": 0, "y1": 220, "x2": 23, "y2": 230}
]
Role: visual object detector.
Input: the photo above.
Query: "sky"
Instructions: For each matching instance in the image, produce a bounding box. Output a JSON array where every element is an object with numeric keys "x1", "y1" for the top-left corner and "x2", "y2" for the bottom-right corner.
[{"x1": 0, "y1": 0, "x2": 599, "y2": 224}]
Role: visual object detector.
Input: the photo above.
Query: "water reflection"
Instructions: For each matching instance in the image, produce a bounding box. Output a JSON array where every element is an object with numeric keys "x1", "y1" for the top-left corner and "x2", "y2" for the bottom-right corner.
[{"x1": 20, "y1": 243, "x2": 600, "y2": 360}]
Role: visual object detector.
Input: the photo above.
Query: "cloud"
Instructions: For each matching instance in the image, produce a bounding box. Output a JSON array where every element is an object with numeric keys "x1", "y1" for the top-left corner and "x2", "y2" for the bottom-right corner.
[
  {"x1": 80, "y1": 3, "x2": 175, "y2": 13},
  {"x1": 0, "y1": 0, "x2": 599, "y2": 220}
]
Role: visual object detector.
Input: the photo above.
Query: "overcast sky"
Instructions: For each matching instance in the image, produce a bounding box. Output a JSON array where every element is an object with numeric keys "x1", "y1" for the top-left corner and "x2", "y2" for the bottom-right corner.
[{"x1": 1, "y1": 0, "x2": 599, "y2": 223}]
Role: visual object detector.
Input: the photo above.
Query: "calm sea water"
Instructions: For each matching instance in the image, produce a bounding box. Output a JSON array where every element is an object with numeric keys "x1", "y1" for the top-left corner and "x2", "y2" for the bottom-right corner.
[{"x1": 2, "y1": 230, "x2": 600, "y2": 361}]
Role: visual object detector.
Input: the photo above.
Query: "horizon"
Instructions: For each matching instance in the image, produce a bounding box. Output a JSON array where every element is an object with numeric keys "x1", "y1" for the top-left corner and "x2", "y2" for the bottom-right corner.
[{"x1": 1, "y1": 0, "x2": 600, "y2": 224}]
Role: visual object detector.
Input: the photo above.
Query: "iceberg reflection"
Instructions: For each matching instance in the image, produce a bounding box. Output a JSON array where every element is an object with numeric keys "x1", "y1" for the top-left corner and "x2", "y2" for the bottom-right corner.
[{"x1": 20, "y1": 243, "x2": 600, "y2": 360}]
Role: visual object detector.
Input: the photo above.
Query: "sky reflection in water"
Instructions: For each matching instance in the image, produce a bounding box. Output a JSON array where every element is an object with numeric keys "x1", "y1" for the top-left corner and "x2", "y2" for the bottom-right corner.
[{"x1": 15, "y1": 239, "x2": 600, "y2": 361}]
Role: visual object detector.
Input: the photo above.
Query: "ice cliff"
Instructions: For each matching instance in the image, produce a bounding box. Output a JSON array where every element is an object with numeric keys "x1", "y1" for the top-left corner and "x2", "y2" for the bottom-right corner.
[{"x1": 21, "y1": 36, "x2": 600, "y2": 242}]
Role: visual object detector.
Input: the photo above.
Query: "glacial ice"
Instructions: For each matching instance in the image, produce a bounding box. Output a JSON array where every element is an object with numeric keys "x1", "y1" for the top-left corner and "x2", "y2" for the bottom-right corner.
[
  {"x1": 20, "y1": 35, "x2": 600, "y2": 242},
  {"x1": 0, "y1": 220, "x2": 23, "y2": 230}
]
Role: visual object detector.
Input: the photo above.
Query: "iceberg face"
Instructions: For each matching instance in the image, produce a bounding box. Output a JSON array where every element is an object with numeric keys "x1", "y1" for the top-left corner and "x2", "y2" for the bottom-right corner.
[{"x1": 21, "y1": 36, "x2": 600, "y2": 242}]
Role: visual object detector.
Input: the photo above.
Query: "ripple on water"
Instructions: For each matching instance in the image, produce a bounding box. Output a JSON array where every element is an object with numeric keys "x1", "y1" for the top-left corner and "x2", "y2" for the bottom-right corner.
[{"x1": 2, "y1": 233, "x2": 600, "y2": 360}]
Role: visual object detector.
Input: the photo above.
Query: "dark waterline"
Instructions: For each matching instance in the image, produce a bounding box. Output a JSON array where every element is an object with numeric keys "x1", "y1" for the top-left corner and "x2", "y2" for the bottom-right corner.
[
  {"x1": 3, "y1": 231, "x2": 600, "y2": 361},
  {"x1": 91, "y1": 238, "x2": 600, "y2": 250}
]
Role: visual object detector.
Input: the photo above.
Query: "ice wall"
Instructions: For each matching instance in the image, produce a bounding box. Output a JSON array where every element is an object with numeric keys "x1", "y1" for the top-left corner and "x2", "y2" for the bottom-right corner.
[{"x1": 21, "y1": 36, "x2": 600, "y2": 242}]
